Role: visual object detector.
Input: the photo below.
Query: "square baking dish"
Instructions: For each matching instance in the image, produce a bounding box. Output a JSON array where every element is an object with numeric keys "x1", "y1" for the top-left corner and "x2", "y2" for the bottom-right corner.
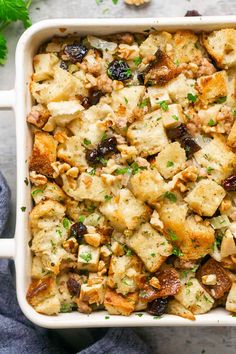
[{"x1": 1, "y1": 17, "x2": 236, "y2": 328}]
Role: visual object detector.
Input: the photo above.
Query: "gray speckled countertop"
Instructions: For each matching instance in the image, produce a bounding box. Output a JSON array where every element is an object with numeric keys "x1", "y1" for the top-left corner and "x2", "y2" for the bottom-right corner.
[{"x1": 1, "y1": 1, "x2": 236, "y2": 353}]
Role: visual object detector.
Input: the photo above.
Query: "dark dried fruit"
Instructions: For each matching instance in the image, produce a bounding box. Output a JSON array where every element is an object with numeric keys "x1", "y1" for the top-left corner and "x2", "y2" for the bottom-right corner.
[
  {"x1": 98, "y1": 137, "x2": 118, "y2": 156},
  {"x1": 60, "y1": 60, "x2": 68, "y2": 71},
  {"x1": 185, "y1": 10, "x2": 201, "y2": 17},
  {"x1": 85, "y1": 149, "x2": 100, "y2": 164},
  {"x1": 67, "y1": 278, "x2": 81, "y2": 296},
  {"x1": 147, "y1": 297, "x2": 168, "y2": 316},
  {"x1": 82, "y1": 90, "x2": 104, "y2": 109},
  {"x1": 222, "y1": 174, "x2": 236, "y2": 191},
  {"x1": 64, "y1": 43, "x2": 88, "y2": 63},
  {"x1": 107, "y1": 59, "x2": 132, "y2": 81},
  {"x1": 167, "y1": 123, "x2": 201, "y2": 157},
  {"x1": 70, "y1": 222, "x2": 87, "y2": 243}
]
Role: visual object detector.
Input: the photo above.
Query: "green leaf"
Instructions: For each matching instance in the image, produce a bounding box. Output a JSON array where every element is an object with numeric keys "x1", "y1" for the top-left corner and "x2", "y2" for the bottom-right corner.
[
  {"x1": 126, "y1": 249, "x2": 133, "y2": 256},
  {"x1": 158, "y1": 100, "x2": 169, "y2": 111},
  {"x1": 133, "y1": 56, "x2": 142, "y2": 66},
  {"x1": 172, "y1": 115, "x2": 179, "y2": 121},
  {"x1": 208, "y1": 119, "x2": 217, "y2": 127},
  {"x1": 138, "y1": 99, "x2": 149, "y2": 108},
  {"x1": 168, "y1": 229, "x2": 178, "y2": 241},
  {"x1": 172, "y1": 245, "x2": 183, "y2": 257},
  {"x1": 187, "y1": 93, "x2": 198, "y2": 103},
  {"x1": 166, "y1": 161, "x2": 174, "y2": 168},
  {"x1": 80, "y1": 252, "x2": 92, "y2": 263},
  {"x1": 83, "y1": 138, "x2": 91, "y2": 146},
  {"x1": 104, "y1": 194, "x2": 113, "y2": 201},
  {"x1": 216, "y1": 96, "x2": 227, "y2": 104},
  {"x1": 63, "y1": 218, "x2": 70, "y2": 229},
  {"x1": 0, "y1": 0, "x2": 32, "y2": 28},
  {"x1": 79, "y1": 215, "x2": 86, "y2": 223},
  {"x1": 164, "y1": 191, "x2": 177, "y2": 203},
  {"x1": 0, "y1": 33, "x2": 7, "y2": 65}
]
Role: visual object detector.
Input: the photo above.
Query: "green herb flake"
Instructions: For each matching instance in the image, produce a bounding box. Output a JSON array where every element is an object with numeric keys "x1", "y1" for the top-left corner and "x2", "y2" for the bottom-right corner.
[
  {"x1": 150, "y1": 252, "x2": 156, "y2": 257},
  {"x1": 164, "y1": 191, "x2": 177, "y2": 203},
  {"x1": 24, "y1": 177, "x2": 29, "y2": 186},
  {"x1": 233, "y1": 109, "x2": 236, "y2": 117},
  {"x1": 21, "y1": 206, "x2": 26, "y2": 212},
  {"x1": 31, "y1": 188, "x2": 43, "y2": 197},
  {"x1": 168, "y1": 229, "x2": 178, "y2": 241},
  {"x1": 99, "y1": 157, "x2": 108, "y2": 166},
  {"x1": 105, "y1": 315, "x2": 110, "y2": 319},
  {"x1": 60, "y1": 303, "x2": 73, "y2": 313},
  {"x1": 63, "y1": 218, "x2": 70, "y2": 229},
  {"x1": 115, "y1": 166, "x2": 131, "y2": 175},
  {"x1": 172, "y1": 115, "x2": 179, "y2": 121},
  {"x1": 187, "y1": 93, "x2": 198, "y2": 103},
  {"x1": 80, "y1": 252, "x2": 92, "y2": 263},
  {"x1": 133, "y1": 56, "x2": 142, "y2": 66},
  {"x1": 56, "y1": 229, "x2": 62, "y2": 238},
  {"x1": 0, "y1": 34, "x2": 7, "y2": 65},
  {"x1": 208, "y1": 119, "x2": 217, "y2": 127},
  {"x1": 217, "y1": 96, "x2": 227, "y2": 104},
  {"x1": 207, "y1": 166, "x2": 214, "y2": 174},
  {"x1": 126, "y1": 249, "x2": 133, "y2": 256},
  {"x1": 174, "y1": 59, "x2": 180, "y2": 67},
  {"x1": 135, "y1": 313, "x2": 143, "y2": 317},
  {"x1": 172, "y1": 246, "x2": 183, "y2": 257},
  {"x1": 79, "y1": 215, "x2": 86, "y2": 223},
  {"x1": 104, "y1": 195, "x2": 113, "y2": 201},
  {"x1": 83, "y1": 138, "x2": 91, "y2": 146},
  {"x1": 153, "y1": 316, "x2": 161, "y2": 320},
  {"x1": 130, "y1": 162, "x2": 147, "y2": 175},
  {"x1": 101, "y1": 132, "x2": 107, "y2": 141},
  {"x1": 138, "y1": 98, "x2": 148, "y2": 108},
  {"x1": 87, "y1": 205, "x2": 96, "y2": 213},
  {"x1": 232, "y1": 314, "x2": 236, "y2": 318},
  {"x1": 124, "y1": 97, "x2": 129, "y2": 104},
  {"x1": 88, "y1": 168, "x2": 96, "y2": 176},
  {"x1": 167, "y1": 161, "x2": 174, "y2": 168},
  {"x1": 159, "y1": 100, "x2": 169, "y2": 111}
]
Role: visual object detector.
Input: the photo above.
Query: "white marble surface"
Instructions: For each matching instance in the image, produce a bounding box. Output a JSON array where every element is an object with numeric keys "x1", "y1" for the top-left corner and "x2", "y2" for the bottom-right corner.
[{"x1": 1, "y1": 0, "x2": 236, "y2": 353}]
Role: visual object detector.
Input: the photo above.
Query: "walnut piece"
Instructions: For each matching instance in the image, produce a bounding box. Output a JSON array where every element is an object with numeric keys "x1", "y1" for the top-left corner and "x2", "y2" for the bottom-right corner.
[{"x1": 124, "y1": 0, "x2": 150, "y2": 5}]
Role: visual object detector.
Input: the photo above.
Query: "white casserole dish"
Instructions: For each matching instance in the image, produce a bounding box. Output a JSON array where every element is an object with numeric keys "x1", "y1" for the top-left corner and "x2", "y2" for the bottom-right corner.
[{"x1": 1, "y1": 17, "x2": 236, "y2": 328}]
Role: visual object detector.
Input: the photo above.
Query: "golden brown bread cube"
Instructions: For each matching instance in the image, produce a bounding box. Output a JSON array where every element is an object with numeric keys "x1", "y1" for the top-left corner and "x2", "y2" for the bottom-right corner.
[
  {"x1": 104, "y1": 288, "x2": 137, "y2": 316},
  {"x1": 29, "y1": 131, "x2": 58, "y2": 178},
  {"x1": 197, "y1": 71, "x2": 227, "y2": 103}
]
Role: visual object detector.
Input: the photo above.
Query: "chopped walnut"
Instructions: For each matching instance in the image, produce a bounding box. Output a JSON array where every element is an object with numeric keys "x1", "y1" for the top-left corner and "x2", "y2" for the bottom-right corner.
[
  {"x1": 76, "y1": 299, "x2": 92, "y2": 314},
  {"x1": 51, "y1": 161, "x2": 71, "y2": 178},
  {"x1": 202, "y1": 274, "x2": 217, "y2": 286},
  {"x1": 53, "y1": 129, "x2": 68, "y2": 144},
  {"x1": 149, "y1": 276, "x2": 161, "y2": 289},
  {"x1": 150, "y1": 210, "x2": 164, "y2": 231},
  {"x1": 196, "y1": 58, "x2": 216, "y2": 78},
  {"x1": 124, "y1": 0, "x2": 150, "y2": 5},
  {"x1": 29, "y1": 171, "x2": 48, "y2": 186},
  {"x1": 118, "y1": 44, "x2": 139, "y2": 60},
  {"x1": 63, "y1": 237, "x2": 78, "y2": 254},
  {"x1": 27, "y1": 104, "x2": 50, "y2": 128},
  {"x1": 115, "y1": 32, "x2": 134, "y2": 45},
  {"x1": 97, "y1": 74, "x2": 113, "y2": 93},
  {"x1": 66, "y1": 167, "x2": 79, "y2": 178}
]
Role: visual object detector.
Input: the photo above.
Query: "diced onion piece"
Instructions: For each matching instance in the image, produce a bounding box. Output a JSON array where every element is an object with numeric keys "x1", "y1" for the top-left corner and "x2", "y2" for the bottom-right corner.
[
  {"x1": 87, "y1": 36, "x2": 117, "y2": 52},
  {"x1": 194, "y1": 135, "x2": 212, "y2": 148},
  {"x1": 209, "y1": 215, "x2": 230, "y2": 230}
]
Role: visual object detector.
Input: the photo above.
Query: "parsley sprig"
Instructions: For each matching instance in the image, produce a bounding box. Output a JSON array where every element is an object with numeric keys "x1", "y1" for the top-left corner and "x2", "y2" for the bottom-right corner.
[{"x1": 0, "y1": 0, "x2": 32, "y2": 65}]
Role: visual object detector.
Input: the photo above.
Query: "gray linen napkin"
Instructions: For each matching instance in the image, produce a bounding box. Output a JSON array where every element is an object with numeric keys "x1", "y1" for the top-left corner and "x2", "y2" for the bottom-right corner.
[{"x1": 0, "y1": 171, "x2": 150, "y2": 354}]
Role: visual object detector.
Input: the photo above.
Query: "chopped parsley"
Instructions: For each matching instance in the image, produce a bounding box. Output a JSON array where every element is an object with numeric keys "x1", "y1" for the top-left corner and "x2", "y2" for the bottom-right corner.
[
  {"x1": 150, "y1": 252, "x2": 156, "y2": 257},
  {"x1": 208, "y1": 119, "x2": 217, "y2": 127},
  {"x1": 99, "y1": 157, "x2": 108, "y2": 165},
  {"x1": 63, "y1": 218, "x2": 70, "y2": 229},
  {"x1": 60, "y1": 303, "x2": 74, "y2": 313},
  {"x1": 172, "y1": 115, "x2": 179, "y2": 121},
  {"x1": 167, "y1": 161, "x2": 174, "y2": 168},
  {"x1": 158, "y1": 100, "x2": 169, "y2": 111},
  {"x1": 83, "y1": 138, "x2": 91, "y2": 146},
  {"x1": 138, "y1": 99, "x2": 148, "y2": 108},
  {"x1": 233, "y1": 109, "x2": 236, "y2": 117},
  {"x1": 124, "y1": 97, "x2": 128, "y2": 104},
  {"x1": 133, "y1": 56, "x2": 142, "y2": 66},
  {"x1": 126, "y1": 249, "x2": 133, "y2": 256},
  {"x1": 105, "y1": 316, "x2": 110, "y2": 319},
  {"x1": 153, "y1": 316, "x2": 161, "y2": 320},
  {"x1": 101, "y1": 132, "x2": 107, "y2": 141},
  {"x1": 216, "y1": 96, "x2": 227, "y2": 103},
  {"x1": 56, "y1": 229, "x2": 62, "y2": 238},
  {"x1": 88, "y1": 168, "x2": 96, "y2": 175},
  {"x1": 187, "y1": 93, "x2": 198, "y2": 103},
  {"x1": 80, "y1": 252, "x2": 92, "y2": 263},
  {"x1": 115, "y1": 166, "x2": 131, "y2": 175},
  {"x1": 164, "y1": 191, "x2": 177, "y2": 203},
  {"x1": 207, "y1": 166, "x2": 214, "y2": 174},
  {"x1": 135, "y1": 313, "x2": 143, "y2": 317},
  {"x1": 21, "y1": 206, "x2": 26, "y2": 212},
  {"x1": 130, "y1": 162, "x2": 147, "y2": 175},
  {"x1": 104, "y1": 195, "x2": 113, "y2": 201},
  {"x1": 168, "y1": 229, "x2": 178, "y2": 241},
  {"x1": 24, "y1": 177, "x2": 29, "y2": 186},
  {"x1": 174, "y1": 59, "x2": 180, "y2": 67},
  {"x1": 31, "y1": 188, "x2": 44, "y2": 197},
  {"x1": 87, "y1": 205, "x2": 96, "y2": 213},
  {"x1": 79, "y1": 215, "x2": 86, "y2": 223},
  {"x1": 172, "y1": 246, "x2": 183, "y2": 257}
]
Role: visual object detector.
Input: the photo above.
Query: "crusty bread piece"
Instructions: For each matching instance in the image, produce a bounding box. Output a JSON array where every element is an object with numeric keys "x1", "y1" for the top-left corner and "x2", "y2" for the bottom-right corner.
[
  {"x1": 31, "y1": 182, "x2": 66, "y2": 204},
  {"x1": 197, "y1": 71, "x2": 228, "y2": 103},
  {"x1": 29, "y1": 131, "x2": 58, "y2": 178},
  {"x1": 104, "y1": 288, "x2": 137, "y2": 316},
  {"x1": 226, "y1": 282, "x2": 236, "y2": 313},
  {"x1": 33, "y1": 53, "x2": 59, "y2": 82},
  {"x1": 140, "y1": 31, "x2": 172, "y2": 58},
  {"x1": 58, "y1": 136, "x2": 88, "y2": 170},
  {"x1": 167, "y1": 299, "x2": 195, "y2": 321}
]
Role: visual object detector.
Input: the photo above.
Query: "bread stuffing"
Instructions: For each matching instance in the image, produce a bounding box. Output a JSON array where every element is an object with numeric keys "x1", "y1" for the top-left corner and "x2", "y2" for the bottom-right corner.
[{"x1": 27, "y1": 28, "x2": 236, "y2": 319}]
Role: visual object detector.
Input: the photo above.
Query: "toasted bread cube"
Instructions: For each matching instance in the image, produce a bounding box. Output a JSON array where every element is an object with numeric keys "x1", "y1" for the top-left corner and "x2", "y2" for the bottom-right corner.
[
  {"x1": 80, "y1": 282, "x2": 105, "y2": 305},
  {"x1": 194, "y1": 137, "x2": 236, "y2": 183},
  {"x1": 198, "y1": 104, "x2": 222, "y2": 126},
  {"x1": 84, "y1": 233, "x2": 102, "y2": 248},
  {"x1": 220, "y1": 229, "x2": 236, "y2": 258},
  {"x1": 58, "y1": 137, "x2": 88, "y2": 170},
  {"x1": 147, "y1": 87, "x2": 171, "y2": 111},
  {"x1": 31, "y1": 256, "x2": 49, "y2": 279},
  {"x1": 99, "y1": 188, "x2": 150, "y2": 231},
  {"x1": 140, "y1": 31, "x2": 172, "y2": 57},
  {"x1": 161, "y1": 104, "x2": 184, "y2": 129},
  {"x1": 33, "y1": 53, "x2": 59, "y2": 82},
  {"x1": 167, "y1": 299, "x2": 195, "y2": 321},
  {"x1": 44, "y1": 100, "x2": 84, "y2": 132},
  {"x1": 104, "y1": 288, "x2": 137, "y2": 316},
  {"x1": 154, "y1": 142, "x2": 186, "y2": 179},
  {"x1": 127, "y1": 223, "x2": 172, "y2": 272},
  {"x1": 227, "y1": 120, "x2": 236, "y2": 147},
  {"x1": 127, "y1": 110, "x2": 168, "y2": 157},
  {"x1": 129, "y1": 169, "x2": 167, "y2": 204},
  {"x1": 202, "y1": 29, "x2": 236, "y2": 68},
  {"x1": 185, "y1": 179, "x2": 226, "y2": 217},
  {"x1": 166, "y1": 74, "x2": 197, "y2": 107},
  {"x1": 108, "y1": 254, "x2": 142, "y2": 295},
  {"x1": 78, "y1": 244, "x2": 100, "y2": 272},
  {"x1": 74, "y1": 173, "x2": 111, "y2": 202},
  {"x1": 26, "y1": 277, "x2": 58, "y2": 308},
  {"x1": 29, "y1": 131, "x2": 58, "y2": 178},
  {"x1": 174, "y1": 277, "x2": 214, "y2": 315},
  {"x1": 226, "y1": 283, "x2": 236, "y2": 313},
  {"x1": 31, "y1": 182, "x2": 66, "y2": 204},
  {"x1": 173, "y1": 31, "x2": 203, "y2": 64},
  {"x1": 197, "y1": 71, "x2": 227, "y2": 103},
  {"x1": 34, "y1": 295, "x2": 60, "y2": 315}
]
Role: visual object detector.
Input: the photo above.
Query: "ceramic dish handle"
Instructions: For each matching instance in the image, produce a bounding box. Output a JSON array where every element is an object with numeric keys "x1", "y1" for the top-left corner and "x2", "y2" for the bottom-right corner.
[{"x1": 0, "y1": 89, "x2": 15, "y2": 258}]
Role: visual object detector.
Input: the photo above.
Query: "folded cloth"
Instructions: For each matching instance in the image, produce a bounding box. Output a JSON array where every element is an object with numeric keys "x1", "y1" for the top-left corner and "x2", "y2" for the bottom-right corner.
[
  {"x1": 0, "y1": 171, "x2": 11, "y2": 235},
  {"x1": 0, "y1": 171, "x2": 150, "y2": 354}
]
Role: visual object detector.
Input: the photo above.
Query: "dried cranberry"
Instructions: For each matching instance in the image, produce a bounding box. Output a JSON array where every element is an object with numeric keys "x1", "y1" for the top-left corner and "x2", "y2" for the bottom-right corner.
[
  {"x1": 85, "y1": 149, "x2": 100, "y2": 164},
  {"x1": 64, "y1": 43, "x2": 88, "y2": 63},
  {"x1": 137, "y1": 72, "x2": 145, "y2": 85},
  {"x1": 181, "y1": 135, "x2": 201, "y2": 157},
  {"x1": 70, "y1": 222, "x2": 87, "y2": 243},
  {"x1": 67, "y1": 278, "x2": 81, "y2": 296},
  {"x1": 98, "y1": 137, "x2": 118, "y2": 156},
  {"x1": 82, "y1": 90, "x2": 104, "y2": 109},
  {"x1": 147, "y1": 297, "x2": 168, "y2": 316},
  {"x1": 185, "y1": 10, "x2": 201, "y2": 16},
  {"x1": 222, "y1": 174, "x2": 236, "y2": 191},
  {"x1": 167, "y1": 124, "x2": 188, "y2": 140},
  {"x1": 82, "y1": 97, "x2": 90, "y2": 109},
  {"x1": 107, "y1": 59, "x2": 132, "y2": 81},
  {"x1": 60, "y1": 60, "x2": 68, "y2": 71}
]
